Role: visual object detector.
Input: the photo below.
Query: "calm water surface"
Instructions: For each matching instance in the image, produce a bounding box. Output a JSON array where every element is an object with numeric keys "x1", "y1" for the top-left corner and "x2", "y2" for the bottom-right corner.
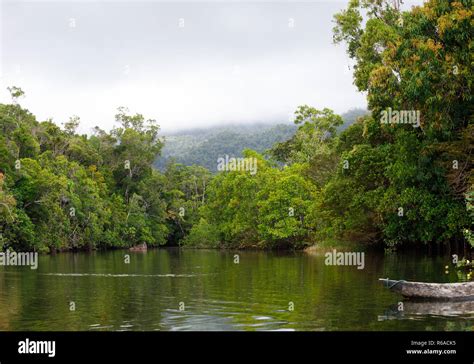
[{"x1": 0, "y1": 249, "x2": 472, "y2": 331}]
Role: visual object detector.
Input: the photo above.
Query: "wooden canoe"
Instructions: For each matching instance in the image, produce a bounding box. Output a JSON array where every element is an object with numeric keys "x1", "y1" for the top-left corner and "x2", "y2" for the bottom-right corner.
[{"x1": 379, "y1": 278, "x2": 474, "y2": 300}]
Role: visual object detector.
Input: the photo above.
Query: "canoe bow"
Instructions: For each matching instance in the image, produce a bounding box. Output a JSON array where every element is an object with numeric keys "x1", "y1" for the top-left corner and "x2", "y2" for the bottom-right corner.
[{"x1": 379, "y1": 278, "x2": 474, "y2": 300}]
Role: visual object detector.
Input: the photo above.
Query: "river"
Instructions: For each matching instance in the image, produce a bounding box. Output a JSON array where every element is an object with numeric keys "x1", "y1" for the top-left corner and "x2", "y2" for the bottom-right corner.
[{"x1": 0, "y1": 248, "x2": 472, "y2": 331}]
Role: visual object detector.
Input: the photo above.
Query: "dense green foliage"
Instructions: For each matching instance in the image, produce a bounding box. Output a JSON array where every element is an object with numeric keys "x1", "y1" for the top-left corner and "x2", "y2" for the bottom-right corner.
[
  {"x1": 326, "y1": 0, "x2": 473, "y2": 246},
  {"x1": 0, "y1": 98, "x2": 209, "y2": 252},
  {"x1": 0, "y1": 0, "x2": 472, "y2": 252},
  {"x1": 186, "y1": 0, "x2": 473, "y2": 249},
  {"x1": 185, "y1": 151, "x2": 317, "y2": 248}
]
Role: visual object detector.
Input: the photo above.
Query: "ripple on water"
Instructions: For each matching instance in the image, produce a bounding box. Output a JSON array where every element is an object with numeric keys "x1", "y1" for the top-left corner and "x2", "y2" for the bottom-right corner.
[
  {"x1": 40, "y1": 273, "x2": 197, "y2": 278},
  {"x1": 253, "y1": 316, "x2": 272, "y2": 320},
  {"x1": 89, "y1": 325, "x2": 115, "y2": 330}
]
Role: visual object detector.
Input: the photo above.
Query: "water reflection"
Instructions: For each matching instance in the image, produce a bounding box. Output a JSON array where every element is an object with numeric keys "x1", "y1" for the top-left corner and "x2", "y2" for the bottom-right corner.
[
  {"x1": 380, "y1": 299, "x2": 474, "y2": 321},
  {"x1": 0, "y1": 248, "x2": 472, "y2": 331}
]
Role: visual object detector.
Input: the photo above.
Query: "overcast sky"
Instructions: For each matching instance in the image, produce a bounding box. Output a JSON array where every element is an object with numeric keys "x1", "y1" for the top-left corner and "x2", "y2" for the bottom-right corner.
[{"x1": 0, "y1": 0, "x2": 421, "y2": 134}]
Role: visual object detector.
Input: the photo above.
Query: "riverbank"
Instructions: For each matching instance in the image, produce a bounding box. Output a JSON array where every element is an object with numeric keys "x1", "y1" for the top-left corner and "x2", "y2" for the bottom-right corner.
[{"x1": 4, "y1": 237, "x2": 472, "y2": 260}]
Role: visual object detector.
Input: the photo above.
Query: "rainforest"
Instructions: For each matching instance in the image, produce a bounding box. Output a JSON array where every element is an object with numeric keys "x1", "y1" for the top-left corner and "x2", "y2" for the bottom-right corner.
[{"x1": 0, "y1": 0, "x2": 472, "y2": 255}]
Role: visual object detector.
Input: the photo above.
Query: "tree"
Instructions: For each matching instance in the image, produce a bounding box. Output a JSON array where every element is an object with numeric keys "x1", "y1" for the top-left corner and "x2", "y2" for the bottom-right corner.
[
  {"x1": 271, "y1": 106, "x2": 343, "y2": 164},
  {"x1": 317, "y1": 0, "x2": 474, "y2": 246},
  {"x1": 257, "y1": 163, "x2": 316, "y2": 248},
  {"x1": 0, "y1": 92, "x2": 171, "y2": 252}
]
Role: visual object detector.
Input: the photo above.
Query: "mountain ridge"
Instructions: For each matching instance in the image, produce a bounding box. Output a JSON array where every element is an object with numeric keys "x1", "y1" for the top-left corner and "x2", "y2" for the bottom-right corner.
[{"x1": 154, "y1": 108, "x2": 368, "y2": 172}]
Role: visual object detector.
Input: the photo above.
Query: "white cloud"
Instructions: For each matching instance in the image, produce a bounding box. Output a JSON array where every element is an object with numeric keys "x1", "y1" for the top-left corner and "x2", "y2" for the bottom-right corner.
[{"x1": 0, "y1": 1, "x2": 369, "y2": 133}]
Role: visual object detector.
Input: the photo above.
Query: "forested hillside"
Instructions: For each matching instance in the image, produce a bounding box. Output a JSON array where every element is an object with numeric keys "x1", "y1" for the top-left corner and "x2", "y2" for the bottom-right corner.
[
  {"x1": 154, "y1": 124, "x2": 298, "y2": 172},
  {"x1": 154, "y1": 108, "x2": 366, "y2": 172}
]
